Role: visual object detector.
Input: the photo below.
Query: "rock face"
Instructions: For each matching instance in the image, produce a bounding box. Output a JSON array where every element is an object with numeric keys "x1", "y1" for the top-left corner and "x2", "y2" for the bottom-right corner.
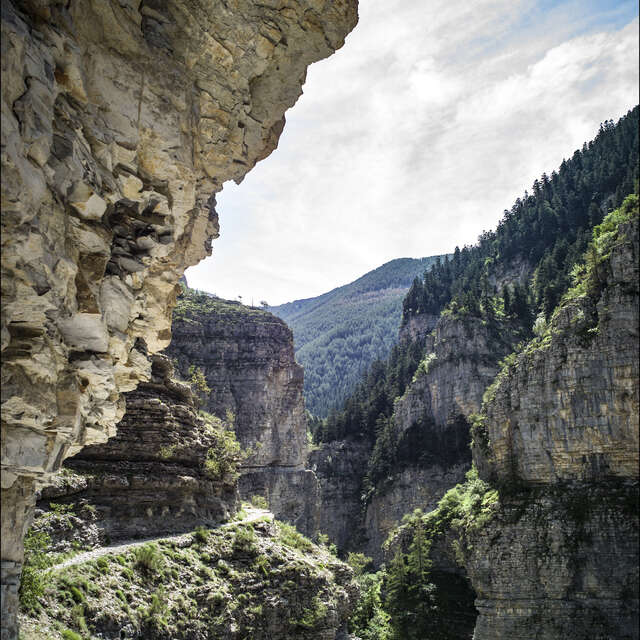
[
  {"x1": 395, "y1": 312, "x2": 523, "y2": 435},
  {"x1": 464, "y1": 483, "x2": 639, "y2": 640},
  {"x1": 166, "y1": 293, "x2": 317, "y2": 534},
  {"x1": 475, "y1": 219, "x2": 639, "y2": 485},
  {"x1": 363, "y1": 463, "x2": 467, "y2": 563},
  {"x1": 35, "y1": 354, "x2": 238, "y2": 547},
  {"x1": 0, "y1": 1, "x2": 358, "y2": 635},
  {"x1": 358, "y1": 310, "x2": 524, "y2": 564},
  {"x1": 466, "y1": 210, "x2": 639, "y2": 638},
  {"x1": 398, "y1": 313, "x2": 439, "y2": 343},
  {"x1": 309, "y1": 440, "x2": 371, "y2": 551}
]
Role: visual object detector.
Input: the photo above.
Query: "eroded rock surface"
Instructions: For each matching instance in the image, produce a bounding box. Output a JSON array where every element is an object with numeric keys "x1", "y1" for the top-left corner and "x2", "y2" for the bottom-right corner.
[
  {"x1": 363, "y1": 463, "x2": 467, "y2": 563},
  {"x1": 35, "y1": 354, "x2": 238, "y2": 548},
  {"x1": 309, "y1": 439, "x2": 371, "y2": 551},
  {"x1": 465, "y1": 483, "x2": 639, "y2": 640},
  {"x1": 1, "y1": 1, "x2": 358, "y2": 636},
  {"x1": 475, "y1": 219, "x2": 639, "y2": 485},
  {"x1": 467, "y1": 211, "x2": 640, "y2": 638},
  {"x1": 166, "y1": 292, "x2": 317, "y2": 533}
]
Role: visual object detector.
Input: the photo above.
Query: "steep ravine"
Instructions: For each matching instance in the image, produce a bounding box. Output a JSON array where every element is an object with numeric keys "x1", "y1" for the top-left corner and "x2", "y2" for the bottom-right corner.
[
  {"x1": 1, "y1": 1, "x2": 358, "y2": 636},
  {"x1": 20, "y1": 314, "x2": 359, "y2": 638}
]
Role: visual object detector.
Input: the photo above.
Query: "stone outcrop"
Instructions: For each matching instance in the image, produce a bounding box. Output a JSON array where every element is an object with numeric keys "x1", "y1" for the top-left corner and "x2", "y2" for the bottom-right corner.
[
  {"x1": 464, "y1": 482, "x2": 638, "y2": 640},
  {"x1": 34, "y1": 354, "x2": 238, "y2": 548},
  {"x1": 475, "y1": 218, "x2": 639, "y2": 485},
  {"x1": 363, "y1": 463, "x2": 467, "y2": 563},
  {"x1": 1, "y1": 1, "x2": 358, "y2": 635},
  {"x1": 465, "y1": 208, "x2": 640, "y2": 638},
  {"x1": 398, "y1": 313, "x2": 439, "y2": 343},
  {"x1": 395, "y1": 311, "x2": 523, "y2": 436},
  {"x1": 166, "y1": 292, "x2": 317, "y2": 534},
  {"x1": 357, "y1": 310, "x2": 524, "y2": 564}
]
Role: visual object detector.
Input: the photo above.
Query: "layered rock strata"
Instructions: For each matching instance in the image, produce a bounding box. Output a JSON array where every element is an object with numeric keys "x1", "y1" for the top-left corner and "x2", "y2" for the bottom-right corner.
[
  {"x1": 35, "y1": 354, "x2": 238, "y2": 548},
  {"x1": 363, "y1": 463, "x2": 467, "y2": 563},
  {"x1": 166, "y1": 293, "x2": 317, "y2": 534},
  {"x1": 1, "y1": 1, "x2": 358, "y2": 635},
  {"x1": 465, "y1": 483, "x2": 638, "y2": 640},
  {"x1": 475, "y1": 224, "x2": 639, "y2": 485},
  {"x1": 467, "y1": 210, "x2": 639, "y2": 638},
  {"x1": 360, "y1": 311, "x2": 524, "y2": 563}
]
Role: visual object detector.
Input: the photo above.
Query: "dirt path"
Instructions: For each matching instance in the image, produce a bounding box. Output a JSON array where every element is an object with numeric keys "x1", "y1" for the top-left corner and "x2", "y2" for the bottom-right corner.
[{"x1": 52, "y1": 507, "x2": 272, "y2": 571}]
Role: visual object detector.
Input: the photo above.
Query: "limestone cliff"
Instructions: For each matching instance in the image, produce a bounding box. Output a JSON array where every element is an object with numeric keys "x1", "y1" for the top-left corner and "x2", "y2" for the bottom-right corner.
[
  {"x1": 309, "y1": 440, "x2": 371, "y2": 551},
  {"x1": 474, "y1": 216, "x2": 639, "y2": 485},
  {"x1": 1, "y1": 1, "x2": 358, "y2": 636},
  {"x1": 34, "y1": 354, "x2": 239, "y2": 549},
  {"x1": 166, "y1": 290, "x2": 318, "y2": 534},
  {"x1": 360, "y1": 307, "x2": 526, "y2": 563},
  {"x1": 465, "y1": 201, "x2": 639, "y2": 638}
]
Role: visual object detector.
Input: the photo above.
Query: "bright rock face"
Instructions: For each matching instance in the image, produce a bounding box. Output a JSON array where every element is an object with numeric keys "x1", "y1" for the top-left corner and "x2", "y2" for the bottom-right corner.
[
  {"x1": 475, "y1": 217, "x2": 639, "y2": 485},
  {"x1": 467, "y1": 214, "x2": 639, "y2": 638},
  {"x1": 0, "y1": 1, "x2": 358, "y2": 636}
]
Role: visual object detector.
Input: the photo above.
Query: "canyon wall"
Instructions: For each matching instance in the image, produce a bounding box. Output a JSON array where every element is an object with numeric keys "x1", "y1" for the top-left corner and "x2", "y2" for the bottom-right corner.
[
  {"x1": 0, "y1": 1, "x2": 358, "y2": 636},
  {"x1": 466, "y1": 208, "x2": 639, "y2": 638},
  {"x1": 166, "y1": 293, "x2": 318, "y2": 534},
  {"x1": 359, "y1": 304, "x2": 526, "y2": 563},
  {"x1": 35, "y1": 354, "x2": 238, "y2": 549}
]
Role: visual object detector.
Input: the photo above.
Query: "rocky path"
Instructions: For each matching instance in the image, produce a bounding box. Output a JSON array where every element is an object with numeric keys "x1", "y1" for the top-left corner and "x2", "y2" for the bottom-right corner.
[{"x1": 51, "y1": 507, "x2": 272, "y2": 571}]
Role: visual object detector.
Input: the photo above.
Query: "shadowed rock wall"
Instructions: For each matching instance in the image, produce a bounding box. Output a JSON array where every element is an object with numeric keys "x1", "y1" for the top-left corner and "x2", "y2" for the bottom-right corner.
[{"x1": 166, "y1": 295, "x2": 318, "y2": 534}]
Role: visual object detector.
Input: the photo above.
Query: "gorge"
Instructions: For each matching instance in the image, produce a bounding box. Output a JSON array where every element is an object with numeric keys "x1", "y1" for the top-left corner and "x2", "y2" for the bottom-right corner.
[{"x1": 1, "y1": 1, "x2": 639, "y2": 640}]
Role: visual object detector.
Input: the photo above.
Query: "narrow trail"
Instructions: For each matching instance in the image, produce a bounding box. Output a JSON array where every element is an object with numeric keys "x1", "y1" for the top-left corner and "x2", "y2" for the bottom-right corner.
[{"x1": 51, "y1": 507, "x2": 272, "y2": 571}]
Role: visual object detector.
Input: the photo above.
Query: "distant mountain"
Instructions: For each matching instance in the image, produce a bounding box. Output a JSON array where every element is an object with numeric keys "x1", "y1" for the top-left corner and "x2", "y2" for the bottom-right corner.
[{"x1": 270, "y1": 256, "x2": 448, "y2": 417}]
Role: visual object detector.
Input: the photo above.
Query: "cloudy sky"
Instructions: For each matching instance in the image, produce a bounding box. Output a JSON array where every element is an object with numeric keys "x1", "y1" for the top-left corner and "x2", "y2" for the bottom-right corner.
[{"x1": 186, "y1": 0, "x2": 639, "y2": 306}]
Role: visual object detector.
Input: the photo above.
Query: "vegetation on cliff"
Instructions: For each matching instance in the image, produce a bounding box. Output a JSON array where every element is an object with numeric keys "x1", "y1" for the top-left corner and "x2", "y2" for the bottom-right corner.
[
  {"x1": 174, "y1": 287, "x2": 281, "y2": 325},
  {"x1": 19, "y1": 516, "x2": 357, "y2": 640},
  {"x1": 344, "y1": 468, "x2": 496, "y2": 640},
  {"x1": 271, "y1": 256, "x2": 446, "y2": 417},
  {"x1": 357, "y1": 190, "x2": 639, "y2": 640},
  {"x1": 403, "y1": 106, "x2": 639, "y2": 322},
  {"x1": 313, "y1": 107, "x2": 639, "y2": 501}
]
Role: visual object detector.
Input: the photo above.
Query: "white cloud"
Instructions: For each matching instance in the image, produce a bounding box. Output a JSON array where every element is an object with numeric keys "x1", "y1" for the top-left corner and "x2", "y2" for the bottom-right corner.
[{"x1": 186, "y1": 2, "x2": 639, "y2": 305}]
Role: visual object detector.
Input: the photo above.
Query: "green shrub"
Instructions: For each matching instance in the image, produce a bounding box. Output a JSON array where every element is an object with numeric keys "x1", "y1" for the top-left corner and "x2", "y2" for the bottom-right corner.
[
  {"x1": 202, "y1": 420, "x2": 243, "y2": 482},
  {"x1": 70, "y1": 604, "x2": 88, "y2": 633},
  {"x1": 96, "y1": 557, "x2": 109, "y2": 574},
  {"x1": 249, "y1": 494, "x2": 269, "y2": 509},
  {"x1": 276, "y1": 521, "x2": 314, "y2": 552},
  {"x1": 233, "y1": 525, "x2": 257, "y2": 553},
  {"x1": 69, "y1": 586, "x2": 85, "y2": 604},
  {"x1": 134, "y1": 543, "x2": 165, "y2": 575},
  {"x1": 159, "y1": 444, "x2": 177, "y2": 459},
  {"x1": 144, "y1": 591, "x2": 169, "y2": 631},
  {"x1": 292, "y1": 596, "x2": 327, "y2": 629},
  {"x1": 19, "y1": 530, "x2": 51, "y2": 610},
  {"x1": 347, "y1": 552, "x2": 373, "y2": 576},
  {"x1": 193, "y1": 526, "x2": 210, "y2": 544},
  {"x1": 61, "y1": 630, "x2": 82, "y2": 640}
]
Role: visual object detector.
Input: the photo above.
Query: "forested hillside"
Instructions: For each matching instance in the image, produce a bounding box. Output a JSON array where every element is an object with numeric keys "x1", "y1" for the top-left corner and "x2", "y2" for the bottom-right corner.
[
  {"x1": 403, "y1": 108, "x2": 639, "y2": 324},
  {"x1": 270, "y1": 256, "x2": 446, "y2": 416},
  {"x1": 315, "y1": 106, "x2": 639, "y2": 482}
]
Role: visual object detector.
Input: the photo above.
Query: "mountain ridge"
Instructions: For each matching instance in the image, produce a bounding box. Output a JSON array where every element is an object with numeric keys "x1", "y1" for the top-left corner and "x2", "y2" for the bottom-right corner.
[{"x1": 270, "y1": 255, "x2": 449, "y2": 416}]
